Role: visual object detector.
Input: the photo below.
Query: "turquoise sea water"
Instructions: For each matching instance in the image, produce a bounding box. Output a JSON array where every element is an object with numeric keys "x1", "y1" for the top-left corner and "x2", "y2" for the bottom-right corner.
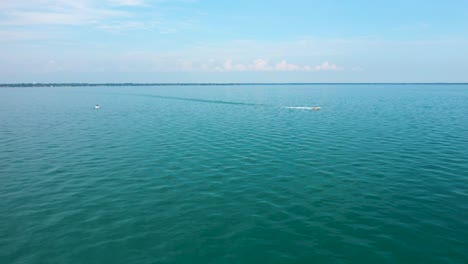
[{"x1": 1, "y1": 84, "x2": 467, "y2": 263}]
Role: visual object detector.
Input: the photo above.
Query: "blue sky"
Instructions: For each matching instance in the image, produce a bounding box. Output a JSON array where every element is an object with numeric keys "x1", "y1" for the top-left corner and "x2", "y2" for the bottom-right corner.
[{"x1": 0, "y1": 0, "x2": 467, "y2": 82}]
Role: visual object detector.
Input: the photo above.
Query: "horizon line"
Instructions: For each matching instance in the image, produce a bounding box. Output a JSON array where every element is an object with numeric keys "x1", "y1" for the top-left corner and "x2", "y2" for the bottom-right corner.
[{"x1": 1, "y1": 82, "x2": 468, "y2": 87}]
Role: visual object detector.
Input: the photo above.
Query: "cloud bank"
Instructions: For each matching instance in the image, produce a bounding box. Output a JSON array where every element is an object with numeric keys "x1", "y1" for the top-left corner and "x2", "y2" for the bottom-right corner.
[{"x1": 201, "y1": 59, "x2": 342, "y2": 72}]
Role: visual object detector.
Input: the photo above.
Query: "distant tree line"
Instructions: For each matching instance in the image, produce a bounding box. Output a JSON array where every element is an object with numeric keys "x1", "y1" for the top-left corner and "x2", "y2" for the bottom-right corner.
[{"x1": 0, "y1": 83, "x2": 464, "y2": 87}]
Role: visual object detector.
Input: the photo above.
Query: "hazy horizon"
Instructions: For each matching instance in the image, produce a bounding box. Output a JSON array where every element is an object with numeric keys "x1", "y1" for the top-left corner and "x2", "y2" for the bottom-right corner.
[{"x1": 2, "y1": 82, "x2": 468, "y2": 86}]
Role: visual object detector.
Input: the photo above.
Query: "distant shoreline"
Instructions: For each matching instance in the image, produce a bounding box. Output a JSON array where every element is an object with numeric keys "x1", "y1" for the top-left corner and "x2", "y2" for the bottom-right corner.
[{"x1": 1, "y1": 82, "x2": 468, "y2": 87}]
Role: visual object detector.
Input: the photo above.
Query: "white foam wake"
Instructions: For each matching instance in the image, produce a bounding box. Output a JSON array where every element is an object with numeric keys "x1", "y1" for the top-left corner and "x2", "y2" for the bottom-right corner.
[{"x1": 284, "y1": 106, "x2": 321, "y2": 110}]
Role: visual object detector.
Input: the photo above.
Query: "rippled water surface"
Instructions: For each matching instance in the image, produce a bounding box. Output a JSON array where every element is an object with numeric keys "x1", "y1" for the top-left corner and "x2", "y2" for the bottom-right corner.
[{"x1": 1, "y1": 84, "x2": 467, "y2": 263}]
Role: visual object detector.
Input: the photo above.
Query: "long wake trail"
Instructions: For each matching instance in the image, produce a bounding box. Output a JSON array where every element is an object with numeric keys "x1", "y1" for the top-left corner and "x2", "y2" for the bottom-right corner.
[
  {"x1": 117, "y1": 93, "x2": 319, "y2": 110},
  {"x1": 125, "y1": 93, "x2": 266, "y2": 107}
]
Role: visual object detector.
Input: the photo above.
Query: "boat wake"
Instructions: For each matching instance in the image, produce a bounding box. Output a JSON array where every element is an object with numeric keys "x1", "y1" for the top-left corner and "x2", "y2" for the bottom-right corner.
[
  {"x1": 118, "y1": 93, "x2": 321, "y2": 110},
  {"x1": 284, "y1": 106, "x2": 321, "y2": 110},
  {"x1": 126, "y1": 93, "x2": 263, "y2": 106}
]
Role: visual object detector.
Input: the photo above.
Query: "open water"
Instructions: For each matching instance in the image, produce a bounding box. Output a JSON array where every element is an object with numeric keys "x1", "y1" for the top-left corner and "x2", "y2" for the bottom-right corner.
[{"x1": 0, "y1": 84, "x2": 467, "y2": 263}]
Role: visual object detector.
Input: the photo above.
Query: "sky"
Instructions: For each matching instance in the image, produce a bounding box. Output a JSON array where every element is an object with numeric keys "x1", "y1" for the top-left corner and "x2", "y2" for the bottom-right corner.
[{"x1": 0, "y1": 0, "x2": 467, "y2": 83}]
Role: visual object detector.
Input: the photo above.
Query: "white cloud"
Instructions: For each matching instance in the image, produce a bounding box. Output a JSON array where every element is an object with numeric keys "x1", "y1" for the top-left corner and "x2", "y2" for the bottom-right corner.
[
  {"x1": 0, "y1": 1, "x2": 89, "y2": 10},
  {"x1": 223, "y1": 59, "x2": 248, "y2": 71},
  {"x1": 197, "y1": 59, "x2": 342, "y2": 72},
  {"x1": 98, "y1": 21, "x2": 149, "y2": 32},
  {"x1": 5, "y1": 11, "x2": 94, "y2": 25},
  {"x1": 275, "y1": 60, "x2": 301, "y2": 71},
  {"x1": 252, "y1": 59, "x2": 272, "y2": 71},
  {"x1": 0, "y1": 1, "x2": 129, "y2": 26},
  {"x1": 0, "y1": 0, "x2": 195, "y2": 35},
  {"x1": 0, "y1": 30, "x2": 56, "y2": 41},
  {"x1": 314, "y1": 61, "x2": 341, "y2": 71},
  {"x1": 108, "y1": 0, "x2": 145, "y2": 6}
]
